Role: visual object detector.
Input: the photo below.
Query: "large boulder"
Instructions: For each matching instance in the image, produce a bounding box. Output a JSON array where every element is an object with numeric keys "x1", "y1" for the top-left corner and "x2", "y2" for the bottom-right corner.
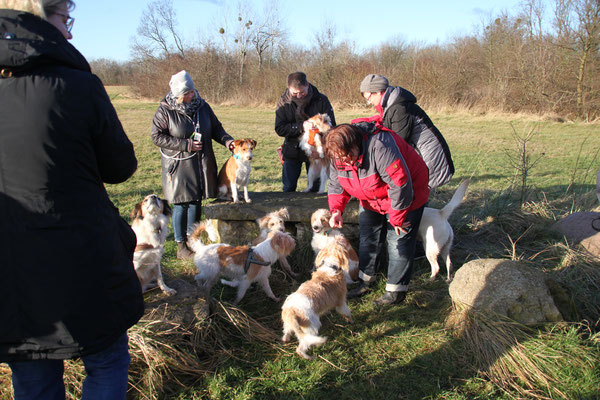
[
  {"x1": 553, "y1": 211, "x2": 600, "y2": 258},
  {"x1": 449, "y1": 259, "x2": 563, "y2": 325}
]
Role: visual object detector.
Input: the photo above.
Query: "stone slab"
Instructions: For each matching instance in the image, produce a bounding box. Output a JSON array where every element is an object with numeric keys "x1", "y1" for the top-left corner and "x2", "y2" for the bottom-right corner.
[{"x1": 204, "y1": 192, "x2": 359, "y2": 224}]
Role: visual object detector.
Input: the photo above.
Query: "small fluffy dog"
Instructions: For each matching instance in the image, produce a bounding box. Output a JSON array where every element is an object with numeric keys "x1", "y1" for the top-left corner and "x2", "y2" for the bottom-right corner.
[
  {"x1": 281, "y1": 237, "x2": 353, "y2": 360},
  {"x1": 189, "y1": 222, "x2": 296, "y2": 304},
  {"x1": 131, "y1": 194, "x2": 176, "y2": 296},
  {"x1": 217, "y1": 138, "x2": 257, "y2": 203},
  {"x1": 419, "y1": 179, "x2": 471, "y2": 281},
  {"x1": 310, "y1": 209, "x2": 359, "y2": 284},
  {"x1": 299, "y1": 113, "x2": 332, "y2": 193},
  {"x1": 253, "y1": 207, "x2": 298, "y2": 278}
]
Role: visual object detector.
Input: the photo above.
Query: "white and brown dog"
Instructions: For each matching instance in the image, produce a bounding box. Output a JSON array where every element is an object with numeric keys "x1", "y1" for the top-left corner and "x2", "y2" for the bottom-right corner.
[
  {"x1": 310, "y1": 209, "x2": 359, "y2": 284},
  {"x1": 252, "y1": 207, "x2": 298, "y2": 278},
  {"x1": 419, "y1": 179, "x2": 470, "y2": 281},
  {"x1": 281, "y1": 237, "x2": 353, "y2": 360},
  {"x1": 300, "y1": 113, "x2": 332, "y2": 193},
  {"x1": 189, "y1": 222, "x2": 296, "y2": 304},
  {"x1": 131, "y1": 194, "x2": 176, "y2": 296},
  {"x1": 217, "y1": 138, "x2": 257, "y2": 203}
]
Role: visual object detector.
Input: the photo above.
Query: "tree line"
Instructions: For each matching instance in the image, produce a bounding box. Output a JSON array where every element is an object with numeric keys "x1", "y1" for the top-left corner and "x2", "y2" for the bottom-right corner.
[{"x1": 90, "y1": 0, "x2": 600, "y2": 120}]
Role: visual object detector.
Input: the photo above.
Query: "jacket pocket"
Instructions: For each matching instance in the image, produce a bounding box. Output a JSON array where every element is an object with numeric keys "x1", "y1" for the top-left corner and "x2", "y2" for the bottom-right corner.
[{"x1": 282, "y1": 140, "x2": 302, "y2": 160}]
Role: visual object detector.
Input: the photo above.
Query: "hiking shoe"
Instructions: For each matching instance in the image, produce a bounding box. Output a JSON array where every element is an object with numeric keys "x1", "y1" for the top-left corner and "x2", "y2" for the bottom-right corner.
[
  {"x1": 176, "y1": 241, "x2": 194, "y2": 260},
  {"x1": 373, "y1": 291, "x2": 407, "y2": 306},
  {"x1": 347, "y1": 281, "x2": 371, "y2": 299}
]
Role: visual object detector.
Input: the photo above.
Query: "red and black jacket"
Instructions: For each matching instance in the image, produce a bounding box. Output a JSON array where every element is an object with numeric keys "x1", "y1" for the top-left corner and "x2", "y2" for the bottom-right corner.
[{"x1": 328, "y1": 122, "x2": 429, "y2": 228}]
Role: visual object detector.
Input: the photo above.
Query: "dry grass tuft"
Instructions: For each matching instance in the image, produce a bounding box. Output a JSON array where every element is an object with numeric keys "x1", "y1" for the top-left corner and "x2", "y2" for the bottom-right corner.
[{"x1": 446, "y1": 304, "x2": 597, "y2": 399}]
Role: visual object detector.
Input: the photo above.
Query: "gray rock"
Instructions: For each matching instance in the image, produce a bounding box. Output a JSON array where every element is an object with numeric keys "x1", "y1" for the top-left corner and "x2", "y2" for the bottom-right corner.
[
  {"x1": 203, "y1": 192, "x2": 360, "y2": 246},
  {"x1": 449, "y1": 259, "x2": 563, "y2": 325},
  {"x1": 204, "y1": 191, "x2": 359, "y2": 223},
  {"x1": 553, "y1": 212, "x2": 600, "y2": 258}
]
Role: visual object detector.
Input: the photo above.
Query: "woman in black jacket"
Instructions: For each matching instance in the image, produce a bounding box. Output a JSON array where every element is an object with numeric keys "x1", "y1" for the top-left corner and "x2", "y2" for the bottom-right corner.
[
  {"x1": 151, "y1": 70, "x2": 235, "y2": 259},
  {"x1": 0, "y1": 1, "x2": 143, "y2": 398}
]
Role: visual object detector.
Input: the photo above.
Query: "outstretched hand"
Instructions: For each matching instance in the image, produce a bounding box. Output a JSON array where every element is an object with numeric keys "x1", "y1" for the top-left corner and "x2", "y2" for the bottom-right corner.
[{"x1": 330, "y1": 210, "x2": 343, "y2": 229}]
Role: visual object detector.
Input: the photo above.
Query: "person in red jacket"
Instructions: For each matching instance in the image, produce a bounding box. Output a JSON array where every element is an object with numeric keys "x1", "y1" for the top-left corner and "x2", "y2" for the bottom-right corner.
[{"x1": 325, "y1": 123, "x2": 429, "y2": 305}]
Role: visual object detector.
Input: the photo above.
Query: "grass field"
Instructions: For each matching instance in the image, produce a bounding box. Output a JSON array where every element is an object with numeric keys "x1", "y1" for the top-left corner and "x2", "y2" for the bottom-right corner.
[{"x1": 2, "y1": 86, "x2": 599, "y2": 399}]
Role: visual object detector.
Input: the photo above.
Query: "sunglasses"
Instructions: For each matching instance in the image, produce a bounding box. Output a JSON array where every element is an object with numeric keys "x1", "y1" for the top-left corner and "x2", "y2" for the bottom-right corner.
[{"x1": 54, "y1": 12, "x2": 75, "y2": 33}]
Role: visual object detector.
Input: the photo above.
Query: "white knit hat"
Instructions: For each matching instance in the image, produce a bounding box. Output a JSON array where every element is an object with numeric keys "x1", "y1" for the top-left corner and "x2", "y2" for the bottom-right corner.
[{"x1": 169, "y1": 70, "x2": 195, "y2": 98}]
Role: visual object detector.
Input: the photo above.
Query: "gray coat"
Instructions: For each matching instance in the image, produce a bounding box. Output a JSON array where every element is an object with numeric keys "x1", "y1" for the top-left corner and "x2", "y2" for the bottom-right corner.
[
  {"x1": 151, "y1": 99, "x2": 233, "y2": 203},
  {"x1": 380, "y1": 86, "x2": 454, "y2": 189}
]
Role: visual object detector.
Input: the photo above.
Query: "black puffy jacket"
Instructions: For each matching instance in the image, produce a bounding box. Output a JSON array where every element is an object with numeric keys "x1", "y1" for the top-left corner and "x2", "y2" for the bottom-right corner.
[
  {"x1": 378, "y1": 86, "x2": 454, "y2": 189},
  {"x1": 275, "y1": 84, "x2": 336, "y2": 161},
  {"x1": 0, "y1": 10, "x2": 143, "y2": 361}
]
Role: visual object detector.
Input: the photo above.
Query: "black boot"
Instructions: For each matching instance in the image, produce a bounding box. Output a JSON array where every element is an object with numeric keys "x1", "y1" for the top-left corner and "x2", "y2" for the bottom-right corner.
[
  {"x1": 373, "y1": 291, "x2": 406, "y2": 306},
  {"x1": 347, "y1": 281, "x2": 371, "y2": 299},
  {"x1": 176, "y1": 241, "x2": 194, "y2": 260}
]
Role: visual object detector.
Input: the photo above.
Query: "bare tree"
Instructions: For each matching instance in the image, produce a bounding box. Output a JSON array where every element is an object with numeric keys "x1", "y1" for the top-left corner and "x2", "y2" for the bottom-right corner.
[
  {"x1": 251, "y1": 1, "x2": 285, "y2": 71},
  {"x1": 132, "y1": 0, "x2": 186, "y2": 60},
  {"x1": 554, "y1": 0, "x2": 600, "y2": 118}
]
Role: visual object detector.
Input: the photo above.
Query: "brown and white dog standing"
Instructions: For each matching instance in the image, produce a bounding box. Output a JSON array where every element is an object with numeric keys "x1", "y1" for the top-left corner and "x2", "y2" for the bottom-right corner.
[
  {"x1": 281, "y1": 237, "x2": 353, "y2": 360},
  {"x1": 253, "y1": 207, "x2": 298, "y2": 278},
  {"x1": 418, "y1": 179, "x2": 470, "y2": 281},
  {"x1": 300, "y1": 114, "x2": 332, "y2": 193},
  {"x1": 131, "y1": 194, "x2": 176, "y2": 296},
  {"x1": 310, "y1": 209, "x2": 359, "y2": 284},
  {"x1": 189, "y1": 222, "x2": 296, "y2": 304},
  {"x1": 217, "y1": 138, "x2": 257, "y2": 203}
]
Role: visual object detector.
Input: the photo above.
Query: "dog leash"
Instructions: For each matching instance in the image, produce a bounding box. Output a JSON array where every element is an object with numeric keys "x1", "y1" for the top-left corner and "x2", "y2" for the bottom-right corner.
[{"x1": 244, "y1": 248, "x2": 271, "y2": 274}]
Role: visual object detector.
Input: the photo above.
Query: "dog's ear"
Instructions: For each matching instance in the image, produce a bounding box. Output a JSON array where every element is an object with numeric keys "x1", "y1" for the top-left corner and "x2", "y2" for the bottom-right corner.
[
  {"x1": 256, "y1": 215, "x2": 268, "y2": 229},
  {"x1": 277, "y1": 207, "x2": 289, "y2": 220},
  {"x1": 249, "y1": 139, "x2": 257, "y2": 149},
  {"x1": 131, "y1": 202, "x2": 143, "y2": 219},
  {"x1": 162, "y1": 200, "x2": 172, "y2": 216}
]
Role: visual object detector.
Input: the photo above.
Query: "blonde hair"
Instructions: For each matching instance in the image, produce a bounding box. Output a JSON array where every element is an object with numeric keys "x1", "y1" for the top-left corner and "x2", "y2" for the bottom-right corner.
[
  {"x1": 0, "y1": 0, "x2": 75, "y2": 18},
  {"x1": 0, "y1": 0, "x2": 46, "y2": 17}
]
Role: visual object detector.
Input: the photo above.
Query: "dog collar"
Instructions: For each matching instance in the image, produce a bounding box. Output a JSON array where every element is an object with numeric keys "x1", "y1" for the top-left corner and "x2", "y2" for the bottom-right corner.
[{"x1": 232, "y1": 153, "x2": 242, "y2": 160}]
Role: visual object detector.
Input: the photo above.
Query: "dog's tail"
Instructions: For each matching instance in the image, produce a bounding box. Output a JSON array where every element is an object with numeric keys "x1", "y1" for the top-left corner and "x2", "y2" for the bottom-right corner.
[
  {"x1": 188, "y1": 220, "x2": 219, "y2": 252},
  {"x1": 439, "y1": 179, "x2": 471, "y2": 221}
]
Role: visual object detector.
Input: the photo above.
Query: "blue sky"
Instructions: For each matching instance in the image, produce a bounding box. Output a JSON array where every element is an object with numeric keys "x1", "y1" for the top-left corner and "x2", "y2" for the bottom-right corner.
[{"x1": 70, "y1": 0, "x2": 529, "y2": 62}]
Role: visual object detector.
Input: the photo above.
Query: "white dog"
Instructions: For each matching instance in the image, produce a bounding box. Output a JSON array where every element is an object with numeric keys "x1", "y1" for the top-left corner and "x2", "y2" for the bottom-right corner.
[
  {"x1": 300, "y1": 113, "x2": 332, "y2": 193},
  {"x1": 419, "y1": 179, "x2": 470, "y2": 281},
  {"x1": 281, "y1": 237, "x2": 353, "y2": 360},
  {"x1": 217, "y1": 138, "x2": 256, "y2": 203},
  {"x1": 189, "y1": 222, "x2": 296, "y2": 304},
  {"x1": 310, "y1": 208, "x2": 359, "y2": 284},
  {"x1": 131, "y1": 194, "x2": 176, "y2": 296},
  {"x1": 253, "y1": 207, "x2": 298, "y2": 278}
]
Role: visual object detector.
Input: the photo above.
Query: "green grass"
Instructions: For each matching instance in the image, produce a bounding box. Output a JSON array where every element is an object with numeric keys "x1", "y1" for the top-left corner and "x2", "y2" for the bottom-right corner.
[
  {"x1": 3, "y1": 86, "x2": 598, "y2": 400},
  {"x1": 105, "y1": 86, "x2": 599, "y2": 399}
]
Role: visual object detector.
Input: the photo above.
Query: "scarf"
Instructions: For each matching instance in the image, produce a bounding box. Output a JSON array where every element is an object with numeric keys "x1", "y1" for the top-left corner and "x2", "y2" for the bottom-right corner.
[
  {"x1": 277, "y1": 84, "x2": 314, "y2": 122},
  {"x1": 165, "y1": 89, "x2": 204, "y2": 116}
]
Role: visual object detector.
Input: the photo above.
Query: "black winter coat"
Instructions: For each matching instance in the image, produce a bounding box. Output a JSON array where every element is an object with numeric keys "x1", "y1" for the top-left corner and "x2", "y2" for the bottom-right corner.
[
  {"x1": 379, "y1": 86, "x2": 454, "y2": 189},
  {"x1": 151, "y1": 99, "x2": 233, "y2": 203},
  {"x1": 0, "y1": 10, "x2": 143, "y2": 361},
  {"x1": 275, "y1": 84, "x2": 336, "y2": 161}
]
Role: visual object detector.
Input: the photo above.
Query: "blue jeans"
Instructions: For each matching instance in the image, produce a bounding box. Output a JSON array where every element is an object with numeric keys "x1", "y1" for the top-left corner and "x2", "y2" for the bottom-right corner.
[
  {"x1": 358, "y1": 205, "x2": 424, "y2": 292},
  {"x1": 172, "y1": 201, "x2": 200, "y2": 242},
  {"x1": 282, "y1": 159, "x2": 319, "y2": 192},
  {"x1": 8, "y1": 334, "x2": 130, "y2": 400}
]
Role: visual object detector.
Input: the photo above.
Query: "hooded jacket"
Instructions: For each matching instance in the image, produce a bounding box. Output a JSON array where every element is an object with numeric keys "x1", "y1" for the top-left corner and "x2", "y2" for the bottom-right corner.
[
  {"x1": 275, "y1": 84, "x2": 336, "y2": 161},
  {"x1": 328, "y1": 123, "x2": 429, "y2": 228},
  {"x1": 151, "y1": 97, "x2": 234, "y2": 203},
  {"x1": 0, "y1": 10, "x2": 143, "y2": 361},
  {"x1": 376, "y1": 86, "x2": 454, "y2": 189}
]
